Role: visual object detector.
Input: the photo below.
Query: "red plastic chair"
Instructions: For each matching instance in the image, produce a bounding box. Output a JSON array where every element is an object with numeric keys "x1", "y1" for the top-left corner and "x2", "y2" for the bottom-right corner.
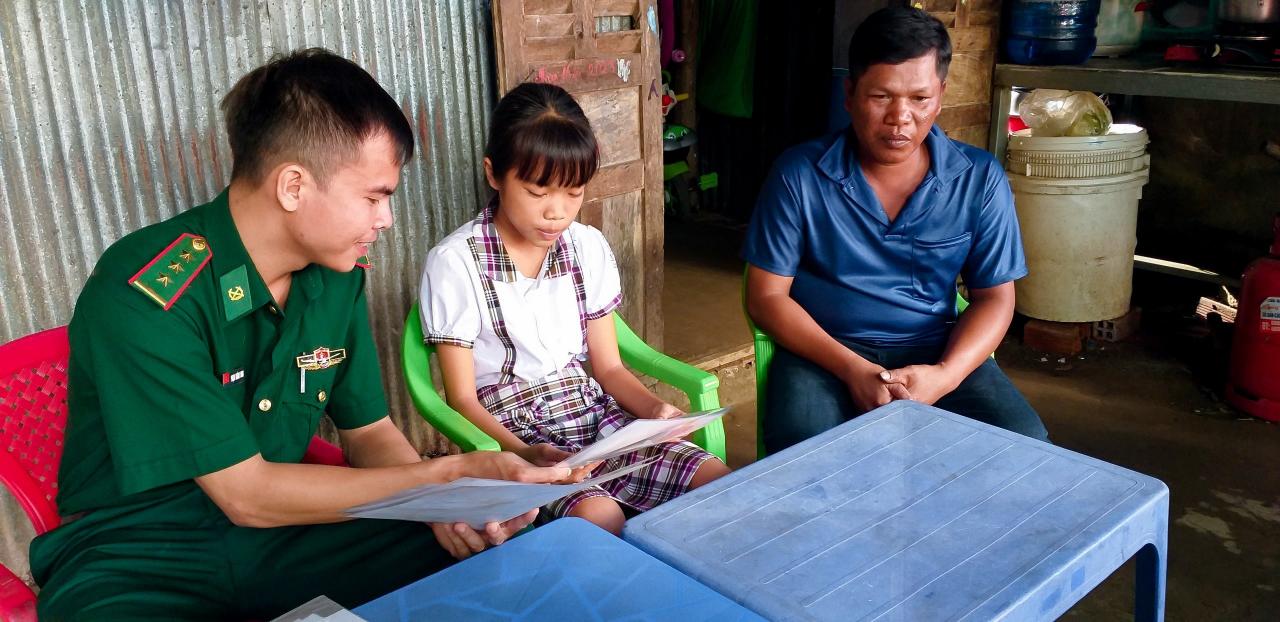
[{"x1": 0, "y1": 326, "x2": 348, "y2": 620}]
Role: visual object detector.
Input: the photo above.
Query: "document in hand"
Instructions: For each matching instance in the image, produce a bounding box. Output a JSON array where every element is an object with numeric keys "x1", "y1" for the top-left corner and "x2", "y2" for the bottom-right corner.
[
  {"x1": 560, "y1": 407, "x2": 730, "y2": 468},
  {"x1": 344, "y1": 457, "x2": 658, "y2": 528},
  {"x1": 269, "y1": 595, "x2": 364, "y2": 622}
]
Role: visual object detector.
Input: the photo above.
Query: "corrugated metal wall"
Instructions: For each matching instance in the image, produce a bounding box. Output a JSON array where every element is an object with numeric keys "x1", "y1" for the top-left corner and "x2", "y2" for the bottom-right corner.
[{"x1": 0, "y1": 0, "x2": 495, "y2": 580}]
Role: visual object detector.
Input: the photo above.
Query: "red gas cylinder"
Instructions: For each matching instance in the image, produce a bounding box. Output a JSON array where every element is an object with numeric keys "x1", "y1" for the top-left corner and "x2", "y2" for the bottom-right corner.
[{"x1": 1226, "y1": 213, "x2": 1280, "y2": 422}]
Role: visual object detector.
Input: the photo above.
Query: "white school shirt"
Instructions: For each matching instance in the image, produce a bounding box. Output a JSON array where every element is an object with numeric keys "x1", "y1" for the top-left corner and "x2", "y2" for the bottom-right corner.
[{"x1": 419, "y1": 210, "x2": 622, "y2": 388}]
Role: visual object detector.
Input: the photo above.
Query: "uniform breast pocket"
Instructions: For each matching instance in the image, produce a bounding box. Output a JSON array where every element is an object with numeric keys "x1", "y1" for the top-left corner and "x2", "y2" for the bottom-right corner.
[
  {"x1": 264, "y1": 368, "x2": 337, "y2": 463},
  {"x1": 911, "y1": 233, "x2": 972, "y2": 303}
]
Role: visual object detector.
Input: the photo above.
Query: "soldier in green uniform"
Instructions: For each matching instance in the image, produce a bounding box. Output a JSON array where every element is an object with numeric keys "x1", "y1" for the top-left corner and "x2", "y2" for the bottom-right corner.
[{"x1": 29, "y1": 49, "x2": 574, "y2": 620}]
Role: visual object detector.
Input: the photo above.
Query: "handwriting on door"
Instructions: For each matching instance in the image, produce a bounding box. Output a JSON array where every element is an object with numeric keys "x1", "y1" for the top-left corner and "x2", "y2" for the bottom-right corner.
[{"x1": 532, "y1": 59, "x2": 630, "y2": 85}]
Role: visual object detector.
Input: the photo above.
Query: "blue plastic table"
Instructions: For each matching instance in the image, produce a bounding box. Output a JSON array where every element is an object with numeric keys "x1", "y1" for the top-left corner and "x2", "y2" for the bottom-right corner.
[
  {"x1": 624, "y1": 401, "x2": 1169, "y2": 621},
  {"x1": 354, "y1": 517, "x2": 764, "y2": 621}
]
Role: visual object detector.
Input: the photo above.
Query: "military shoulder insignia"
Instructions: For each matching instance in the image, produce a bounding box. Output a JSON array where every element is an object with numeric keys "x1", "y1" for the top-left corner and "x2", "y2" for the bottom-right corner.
[{"x1": 128, "y1": 233, "x2": 212, "y2": 309}]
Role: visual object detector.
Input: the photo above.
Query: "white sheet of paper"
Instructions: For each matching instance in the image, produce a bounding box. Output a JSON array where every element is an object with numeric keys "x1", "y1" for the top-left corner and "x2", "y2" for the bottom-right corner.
[
  {"x1": 345, "y1": 457, "x2": 658, "y2": 528},
  {"x1": 269, "y1": 596, "x2": 366, "y2": 622},
  {"x1": 559, "y1": 407, "x2": 729, "y2": 468}
]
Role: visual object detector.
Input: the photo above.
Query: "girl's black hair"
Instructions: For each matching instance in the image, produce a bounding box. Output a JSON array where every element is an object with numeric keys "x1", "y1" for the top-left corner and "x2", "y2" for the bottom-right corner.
[{"x1": 486, "y1": 82, "x2": 599, "y2": 188}]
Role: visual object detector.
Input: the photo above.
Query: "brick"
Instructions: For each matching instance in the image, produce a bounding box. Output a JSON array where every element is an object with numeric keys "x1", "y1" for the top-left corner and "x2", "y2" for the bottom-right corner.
[
  {"x1": 1194, "y1": 298, "x2": 1236, "y2": 324},
  {"x1": 1024, "y1": 319, "x2": 1084, "y2": 355},
  {"x1": 1092, "y1": 307, "x2": 1142, "y2": 343}
]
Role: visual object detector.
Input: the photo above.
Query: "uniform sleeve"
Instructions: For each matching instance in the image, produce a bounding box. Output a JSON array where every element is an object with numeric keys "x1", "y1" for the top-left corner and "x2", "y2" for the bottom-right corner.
[
  {"x1": 326, "y1": 276, "x2": 390, "y2": 430},
  {"x1": 962, "y1": 167, "x2": 1029, "y2": 289},
  {"x1": 574, "y1": 226, "x2": 622, "y2": 320},
  {"x1": 741, "y1": 157, "x2": 806, "y2": 277},
  {"x1": 73, "y1": 285, "x2": 259, "y2": 496},
  {"x1": 419, "y1": 245, "x2": 483, "y2": 348}
]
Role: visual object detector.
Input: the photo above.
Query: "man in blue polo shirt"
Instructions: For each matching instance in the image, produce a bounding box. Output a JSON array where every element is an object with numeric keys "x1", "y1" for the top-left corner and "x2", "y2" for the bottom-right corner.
[{"x1": 744, "y1": 5, "x2": 1049, "y2": 453}]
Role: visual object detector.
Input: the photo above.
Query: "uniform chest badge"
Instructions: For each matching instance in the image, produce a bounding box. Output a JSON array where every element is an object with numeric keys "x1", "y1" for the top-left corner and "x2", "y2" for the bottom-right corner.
[{"x1": 296, "y1": 347, "x2": 347, "y2": 371}]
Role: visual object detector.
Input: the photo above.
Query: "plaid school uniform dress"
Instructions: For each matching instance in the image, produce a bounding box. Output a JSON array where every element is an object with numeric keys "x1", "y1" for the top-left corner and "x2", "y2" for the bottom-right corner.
[{"x1": 422, "y1": 206, "x2": 713, "y2": 517}]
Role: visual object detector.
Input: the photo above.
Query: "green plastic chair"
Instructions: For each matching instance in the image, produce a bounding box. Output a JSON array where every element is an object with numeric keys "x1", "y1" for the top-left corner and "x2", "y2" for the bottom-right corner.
[
  {"x1": 742, "y1": 267, "x2": 977, "y2": 459},
  {"x1": 402, "y1": 303, "x2": 727, "y2": 461}
]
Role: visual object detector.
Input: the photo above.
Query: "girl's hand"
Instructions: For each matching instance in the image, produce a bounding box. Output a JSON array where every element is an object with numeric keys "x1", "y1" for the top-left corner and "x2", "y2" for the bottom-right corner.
[
  {"x1": 644, "y1": 402, "x2": 684, "y2": 420},
  {"x1": 565, "y1": 462, "x2": 601, "y2": 483},
  {"x1": 515, "y1": 443, "x2": 573, "y2": 467}
]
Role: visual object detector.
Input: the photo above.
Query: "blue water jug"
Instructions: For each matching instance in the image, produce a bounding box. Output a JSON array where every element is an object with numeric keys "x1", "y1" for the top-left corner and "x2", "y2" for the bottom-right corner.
[{"x1": 1004, "y1": 0, "x2": 1103, "y2": 65}]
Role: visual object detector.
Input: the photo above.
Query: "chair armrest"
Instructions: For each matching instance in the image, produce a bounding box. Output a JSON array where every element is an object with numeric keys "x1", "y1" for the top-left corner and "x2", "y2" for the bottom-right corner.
[
  {"x1": 407, "y1": 368, "x2": 501, "y2": 453},
  {"x1": 0, "y1": 563, "x2": 36, "y2": 622},
  {"x1": 613, "y1": 314, "x2": 726, "y2": 461},
  {"x1": 613, "y1": 313, "x2": 720, "y2": 410},
  {"x1": 402, "y1": 305, "x2": 501, "y2": 453}
]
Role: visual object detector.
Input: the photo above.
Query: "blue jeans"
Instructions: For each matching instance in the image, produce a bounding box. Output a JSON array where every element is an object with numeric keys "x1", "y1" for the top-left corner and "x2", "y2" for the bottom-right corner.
[{"x1": 763, "y1": 340, "x2": 1049, "y2": 454}]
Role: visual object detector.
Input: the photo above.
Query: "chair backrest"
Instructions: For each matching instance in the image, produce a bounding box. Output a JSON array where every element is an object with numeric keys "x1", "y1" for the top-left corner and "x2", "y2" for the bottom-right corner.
[
  {"x1": 0, "y1": 326, "x2": 348, "y2": 538},
  {"x1": 0, "y1": 327, "x2": 70, "y2": 535}
]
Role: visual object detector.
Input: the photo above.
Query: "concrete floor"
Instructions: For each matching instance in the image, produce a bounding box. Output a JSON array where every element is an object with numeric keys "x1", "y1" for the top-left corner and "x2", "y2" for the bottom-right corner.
[{"x1": 663, "y1": 218, "x2": 1280, "y2": 621}]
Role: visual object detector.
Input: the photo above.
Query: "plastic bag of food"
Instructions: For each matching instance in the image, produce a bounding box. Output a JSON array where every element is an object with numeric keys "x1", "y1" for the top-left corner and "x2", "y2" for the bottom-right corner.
[{"x1": 1017, "y1": 89, "x2": 1113, "y2": 137}]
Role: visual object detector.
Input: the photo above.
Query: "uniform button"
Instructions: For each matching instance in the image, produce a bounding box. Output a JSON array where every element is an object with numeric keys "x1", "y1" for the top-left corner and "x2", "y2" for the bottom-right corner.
[
  {"x1": 258, "y1": 398, "x2": 272, "y2": 412},
  {"x1": 267, "y1": 305, "x2": 278, "y2": 314},
  {"x1": 317, "y1": 390, "x2": 327, "y2": 403}
]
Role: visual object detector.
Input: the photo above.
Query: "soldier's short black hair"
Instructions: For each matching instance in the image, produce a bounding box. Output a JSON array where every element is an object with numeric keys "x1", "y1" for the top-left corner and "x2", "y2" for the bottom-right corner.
[
  {"x1": 221, "y1": 48, "x2": 414, "y2": 185},
  {"x1": 848, "y1": 4, "x2": 952, "y2": 86},
  {"x1": 485, "y1": 82, "x2": 598, "y2": 189}
]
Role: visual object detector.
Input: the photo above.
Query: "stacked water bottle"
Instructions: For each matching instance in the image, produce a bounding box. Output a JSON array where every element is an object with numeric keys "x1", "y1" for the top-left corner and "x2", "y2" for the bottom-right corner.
[{"x1": 1004, "y1": 0, "x2": 1105, "y2": 64}]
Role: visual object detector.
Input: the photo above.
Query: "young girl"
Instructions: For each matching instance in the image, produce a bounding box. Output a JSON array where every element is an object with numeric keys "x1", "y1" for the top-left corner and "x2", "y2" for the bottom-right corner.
[{"x1": 419, "y1": 82, "x2": 731, "y2": 534}]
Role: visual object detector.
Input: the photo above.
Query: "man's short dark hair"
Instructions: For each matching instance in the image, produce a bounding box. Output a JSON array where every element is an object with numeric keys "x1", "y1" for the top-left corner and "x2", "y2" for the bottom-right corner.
[
  {"x1": 220, "y1": 48, "x2": 414, "y2": 186},
  {"x1": 847, "y1": 4, "x2": 952, "y2": 86}
]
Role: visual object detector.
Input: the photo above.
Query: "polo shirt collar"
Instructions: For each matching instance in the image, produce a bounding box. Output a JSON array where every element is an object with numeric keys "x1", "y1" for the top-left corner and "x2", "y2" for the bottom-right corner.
[{"x1": 817, "y1": 124, "x2": 974, "y2": 188}]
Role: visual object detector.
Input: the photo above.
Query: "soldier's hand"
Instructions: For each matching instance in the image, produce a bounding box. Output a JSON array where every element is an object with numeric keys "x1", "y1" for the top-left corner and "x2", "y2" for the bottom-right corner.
[
  {"x1": 515, "y1": 443, "x2": 572, "y2": 467},
  {"x1": 485, "y1": 509, "x2": 538, "y2": 544},
  {"x1": 429, "y1": 509, "x2": 538, "y2": 560},
  {"x1": 431, "y1": 521, "x2": 487, "y2": 560},
  {"x1": 472, "y1": 450, "x2": 572, "y2": 483}
]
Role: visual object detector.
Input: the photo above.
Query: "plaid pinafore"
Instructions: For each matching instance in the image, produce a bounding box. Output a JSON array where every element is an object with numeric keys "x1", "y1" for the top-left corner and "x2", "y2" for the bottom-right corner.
[{"x1": 469, "y1": 222, "x2": 713, "y2": 518}]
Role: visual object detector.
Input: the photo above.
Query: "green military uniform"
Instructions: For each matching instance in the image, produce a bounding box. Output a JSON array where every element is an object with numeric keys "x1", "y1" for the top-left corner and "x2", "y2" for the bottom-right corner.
[{"x1": 31, "y1": 190, "x2": 452, "y2": 620}]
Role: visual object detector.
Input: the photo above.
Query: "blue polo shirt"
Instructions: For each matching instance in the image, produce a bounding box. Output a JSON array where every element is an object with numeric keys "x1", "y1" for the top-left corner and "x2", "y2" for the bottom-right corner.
[{"x1": 743, "y1": 125, "x2": 1027, "y2": 347}]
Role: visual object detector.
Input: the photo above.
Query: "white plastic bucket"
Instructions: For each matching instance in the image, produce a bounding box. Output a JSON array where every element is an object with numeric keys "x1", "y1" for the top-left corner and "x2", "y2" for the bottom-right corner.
[{"x1": 1010, "y1": 169, "x2": 1151, "y2": 322}]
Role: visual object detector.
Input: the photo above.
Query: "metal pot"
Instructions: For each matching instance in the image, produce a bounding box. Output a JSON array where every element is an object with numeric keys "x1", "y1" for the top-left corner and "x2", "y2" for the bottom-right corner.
[{"x1": 1218, "y1": 0, "x2": 1280, "y2": 24}]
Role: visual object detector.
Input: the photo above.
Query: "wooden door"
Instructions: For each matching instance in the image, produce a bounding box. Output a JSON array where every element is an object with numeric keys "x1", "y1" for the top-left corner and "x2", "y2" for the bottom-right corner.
[{"x1": 493, "y1": 0, "x2": 664, "y2": 347}]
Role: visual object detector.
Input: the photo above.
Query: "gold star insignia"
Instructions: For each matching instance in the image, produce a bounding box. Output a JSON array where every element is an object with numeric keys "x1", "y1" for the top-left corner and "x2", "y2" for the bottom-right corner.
[
  {"x1": 180, "y1": 250, "x2": 194, "y2": 263},
  {"x1": 168, "y1": 261, "x2": 183, "y2": 273},
  {"x1": 156, "y1": 273, "x2": 172, "y2": 287}
]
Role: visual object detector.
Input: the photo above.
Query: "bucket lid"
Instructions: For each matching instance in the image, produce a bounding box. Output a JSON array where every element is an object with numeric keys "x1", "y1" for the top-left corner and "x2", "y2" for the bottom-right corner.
[
  {"x1": 1006, "y1": 152, "x2": 1150, "y2": 180},
  {"x1": 1008, "y1": 124, "x2": 1148, "y2": 153}
]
